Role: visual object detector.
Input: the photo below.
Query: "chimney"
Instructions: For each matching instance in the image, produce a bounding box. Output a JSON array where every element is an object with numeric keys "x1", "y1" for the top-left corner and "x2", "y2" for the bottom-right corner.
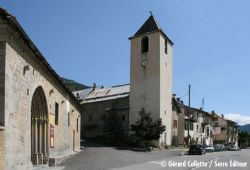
[
  {"x1": 76, "y1": 92, "x2": 80, "y2": 99},
  {"x1": 221, "y1": 114, "x2": 224, "y2": 119},
  {"x1": 93, "y1": 83, "x2": 96, "y2": 91}
]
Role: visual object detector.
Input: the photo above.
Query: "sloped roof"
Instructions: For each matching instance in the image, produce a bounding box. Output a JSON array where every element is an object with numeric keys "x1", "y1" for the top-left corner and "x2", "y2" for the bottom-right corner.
[
  {"x1": 129, "y1": 14, "x2": 173, "y2": 45},
  {"x1": 73, "y1": 88, "x2": 94, "y2": 100},
  {"x1": 76, "y1": 84, "x2": 130, "y2": 104},
  {"x1": 172, "y1": 97, "x2": 182, "y2": 113},
  {"x1": 134, "y1": 15, "x2": 161, "y2": 37}
]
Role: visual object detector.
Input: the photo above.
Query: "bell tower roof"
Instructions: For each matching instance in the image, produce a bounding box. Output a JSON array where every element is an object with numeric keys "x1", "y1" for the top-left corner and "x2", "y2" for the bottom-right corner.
[
  {"x1": 129, "y1": 14, "x2": 173, "y2": 45},
  {"x1": 134, "y1": 15, "x2": 161, "y2": 37}
]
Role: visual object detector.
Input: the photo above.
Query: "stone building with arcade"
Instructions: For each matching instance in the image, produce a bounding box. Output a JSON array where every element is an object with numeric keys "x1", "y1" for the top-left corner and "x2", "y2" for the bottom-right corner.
[{"x1": 0, "y1": 8, "x2": 81, "y2": 169}]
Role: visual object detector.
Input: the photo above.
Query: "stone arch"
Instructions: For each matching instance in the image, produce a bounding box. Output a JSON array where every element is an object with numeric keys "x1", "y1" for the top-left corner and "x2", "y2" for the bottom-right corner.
[{"x1": 31, "y1": 86, "x2": 48, "y2": 165}]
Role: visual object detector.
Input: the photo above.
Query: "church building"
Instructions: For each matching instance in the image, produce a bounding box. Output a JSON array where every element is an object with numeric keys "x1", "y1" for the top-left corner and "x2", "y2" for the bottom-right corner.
[{"x1": 0, "y1": 8, "x2": 81, "y2": 169}]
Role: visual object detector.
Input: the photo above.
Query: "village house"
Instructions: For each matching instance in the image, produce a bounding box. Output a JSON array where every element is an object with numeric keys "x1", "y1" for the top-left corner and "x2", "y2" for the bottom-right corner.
[
  {"x1": 0, "y1": 8, "x2": 81, "y2": 169},
  {"x1": 176, "y1": 100, "x2": 216, "y2": 146},
  {"x1": 226, "y1": 119, "x2": 239, "y2": 147},
  {"x1": 213, "y1": 114, "x2": 228, "y2": 144},
  {"x1": 212, "y1": 114, "x2": 239, "y2": 148},
  {"x1": 171, "y1": 96, "x2": 182, "y2": 146}
]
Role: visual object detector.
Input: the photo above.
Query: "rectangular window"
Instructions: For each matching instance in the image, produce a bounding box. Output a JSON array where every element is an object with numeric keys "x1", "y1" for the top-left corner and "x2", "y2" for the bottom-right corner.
[
  {"x1": 141, "y1": 37, "x2": 149, "y2": 53},
  {"x1": 55, "y1": 102, "x2": 59, "y2": 125},
  {"x1": 165, "y1": 38, "x2": 168, "y2": 54},
  {"x1": 184, "y1": 121, "x2": 188, "y2": 130},
  {"x1": 185, "y1": 121, "x2": 193, "y2": 130},
  {"x1": 173, "y1": 120, "x2": 177, "y2": 128},
  {"x1": 121, "y1": 115, "x2": 125, "y2": 121},
  {"x1": 190, "y1": 123, "x2": 193, "y2": 131},
  {"x1": 68, "y1": 112, "x2": 70, "y2": 126}
]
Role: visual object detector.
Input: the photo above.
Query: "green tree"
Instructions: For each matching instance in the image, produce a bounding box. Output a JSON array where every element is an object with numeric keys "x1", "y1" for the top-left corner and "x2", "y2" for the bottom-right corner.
[
  {"x1": 130, "y1": 109, "x2": 166, "y2": 141},
  {"x1": 238, "y1": 131, "x2": 250, "y2": 148},
  {"x1": 103, "y1": 105, "x2": 125, "y2": 143}
]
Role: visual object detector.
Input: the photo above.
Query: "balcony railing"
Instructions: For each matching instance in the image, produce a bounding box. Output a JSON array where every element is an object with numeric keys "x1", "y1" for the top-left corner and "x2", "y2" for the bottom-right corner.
[
  {"x1": 232, "y1": 129, "x2": 238, "y2": 134},
  {"x1": 215, "y1": 123, "x2": 227, "y2": 130},
  {"x1": 202, "y1": 118, "x2": 210, "y2": 125},
  {"x1": 185, "y1": 115, "x2": 198, "y2": 122}
]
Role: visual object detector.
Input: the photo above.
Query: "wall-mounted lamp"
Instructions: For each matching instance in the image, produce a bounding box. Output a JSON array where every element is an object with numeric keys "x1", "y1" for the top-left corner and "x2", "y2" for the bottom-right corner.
[
  {"x1": 72, "y1": 109, "x2": 74, "y2": 113},
  {"x1": 61, "y1": 100, "x2": 65, "y2": 104},
  {"x1": 23, "y1": 65, "x2": 30, "y2": 75}
]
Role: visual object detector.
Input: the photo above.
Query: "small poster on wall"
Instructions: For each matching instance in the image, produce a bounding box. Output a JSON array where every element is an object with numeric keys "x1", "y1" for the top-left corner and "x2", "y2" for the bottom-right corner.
[
  {"x1": 50, "y1": 124, "x2": 54, "y2": 148},
  {"x1": 50, "y1": 112, "x2": 55, "y2": 148}
]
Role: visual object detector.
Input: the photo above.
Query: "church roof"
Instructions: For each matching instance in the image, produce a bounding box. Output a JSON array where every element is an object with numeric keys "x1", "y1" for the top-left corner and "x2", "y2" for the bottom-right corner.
[
  {"x1": 134, "y1": 15, "x2": 161, "y2": 37},
  {"x1": 129, "y1": 14, "x2": 173, "y2": 45}
]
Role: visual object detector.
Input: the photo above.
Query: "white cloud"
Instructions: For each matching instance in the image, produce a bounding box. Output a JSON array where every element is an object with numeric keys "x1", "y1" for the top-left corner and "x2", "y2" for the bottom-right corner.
[{"x1": 224, "y1": 113, "x2": 250, "y2": 125}]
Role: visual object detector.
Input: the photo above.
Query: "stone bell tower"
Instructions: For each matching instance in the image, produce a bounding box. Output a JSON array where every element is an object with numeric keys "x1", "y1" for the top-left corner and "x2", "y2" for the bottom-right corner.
[{"x1": 129, "y1": 14, "x2": 173, "y2": 146}]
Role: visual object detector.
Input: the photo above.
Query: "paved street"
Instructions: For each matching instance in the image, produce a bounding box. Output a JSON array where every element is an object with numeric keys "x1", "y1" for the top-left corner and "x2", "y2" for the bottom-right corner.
[
  {"x1": 60, "y1": 142, "x2": 250, "y2": 170},
  {"x1": 112, "y1": 149, "x2": 250, "y2": 170},
  {"x1": 60, "y1": 141, "x2": 179, "y2": 170}
]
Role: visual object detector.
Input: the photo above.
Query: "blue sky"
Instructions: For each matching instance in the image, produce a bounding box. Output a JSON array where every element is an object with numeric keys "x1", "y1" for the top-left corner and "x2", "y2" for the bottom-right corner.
[{"x1": 1, "y1": 1, "x2": 249, "y2": 124}]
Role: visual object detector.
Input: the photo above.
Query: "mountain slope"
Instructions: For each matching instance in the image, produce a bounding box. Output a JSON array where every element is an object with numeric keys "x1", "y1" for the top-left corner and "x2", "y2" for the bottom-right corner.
[
  {"x1": 239, "y1": 124, "x2": 250, "y2": 133},
  {"x1": 61, "y1": 77, "x2": 89, "y2": 92}
]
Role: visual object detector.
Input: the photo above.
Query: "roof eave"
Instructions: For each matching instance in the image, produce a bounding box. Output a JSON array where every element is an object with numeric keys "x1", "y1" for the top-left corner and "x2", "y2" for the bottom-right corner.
[{"x1": 128, "y1": 29, "x2": 174, "y2": 45}]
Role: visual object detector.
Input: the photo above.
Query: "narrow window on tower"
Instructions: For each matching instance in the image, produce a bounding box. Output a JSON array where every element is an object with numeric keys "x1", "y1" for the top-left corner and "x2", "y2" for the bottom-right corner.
[
  {"x1": 68, "y1": 112, "x2": 70, "y2": 126},
  {"x1": 77, "y1": 118, "x2": 79, "y2": 133},
  {"x1": 165, "y1": 38, "x2": 168, "y2": 54},
  {"x1": 55, "y1": 102, "x2": 59, "y2": 125},
  {"x1": 141, "y1": 36, "x2": 149, "y2": 53}
]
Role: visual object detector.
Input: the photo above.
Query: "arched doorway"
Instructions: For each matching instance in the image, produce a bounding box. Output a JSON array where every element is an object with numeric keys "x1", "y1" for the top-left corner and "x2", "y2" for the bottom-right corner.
[{"x1": 31, "y1": 86, "x2": 48, "y2": 165}]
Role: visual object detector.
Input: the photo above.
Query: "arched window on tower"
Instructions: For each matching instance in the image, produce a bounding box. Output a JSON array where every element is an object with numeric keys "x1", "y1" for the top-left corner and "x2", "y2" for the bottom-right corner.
[{"x1": 141, "y1": 36, "x2": 149, "y2": 53}]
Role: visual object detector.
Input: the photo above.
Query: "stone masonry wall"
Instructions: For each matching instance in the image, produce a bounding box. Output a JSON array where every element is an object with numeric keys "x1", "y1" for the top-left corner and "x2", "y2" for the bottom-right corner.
[
  {"x1": 0, "y1": 129, "x2": 5, "y2": 170},
  {"x1": 0, "y1": 21, "x2": 6, "y2": 169},
  {"x1": 0, "y1": 17, "x2": 81, "y2": 170},
  {"x1": 0, "y1": 41, "x2": 5, "y2": 127}
]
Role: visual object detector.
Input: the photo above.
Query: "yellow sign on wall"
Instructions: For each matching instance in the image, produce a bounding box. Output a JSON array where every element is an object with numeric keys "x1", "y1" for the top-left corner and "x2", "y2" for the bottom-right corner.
[{"x1": 50, "y1": 112, "x2": 55, "y2": 126}]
